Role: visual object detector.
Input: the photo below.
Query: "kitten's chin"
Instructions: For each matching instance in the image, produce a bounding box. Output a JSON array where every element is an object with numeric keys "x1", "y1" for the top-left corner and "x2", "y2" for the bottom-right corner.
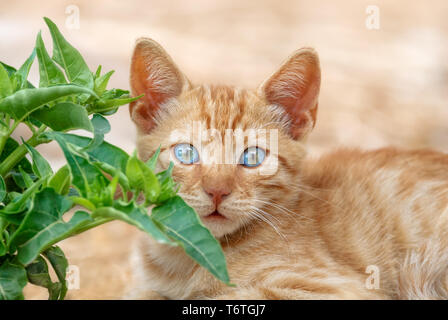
[{"x1": 200, "y1": 213, "x2": 241, "y2": 238}]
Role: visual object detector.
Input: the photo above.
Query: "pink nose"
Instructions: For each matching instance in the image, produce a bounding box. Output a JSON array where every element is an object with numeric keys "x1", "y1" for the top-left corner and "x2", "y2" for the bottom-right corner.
[{"x1": 204, "y1": 187, "x2": 231, "y2": 207}]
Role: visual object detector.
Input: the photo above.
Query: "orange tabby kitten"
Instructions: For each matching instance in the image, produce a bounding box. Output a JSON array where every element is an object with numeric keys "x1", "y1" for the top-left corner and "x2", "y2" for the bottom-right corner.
[{"x1": 125, "y1": 38, "x2": 448, "y2": 299}]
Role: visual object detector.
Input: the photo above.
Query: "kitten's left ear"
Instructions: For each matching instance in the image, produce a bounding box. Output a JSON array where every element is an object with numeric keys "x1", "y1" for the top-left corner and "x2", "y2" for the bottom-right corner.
[
  {"x1": 258, "y1": 48, "x2": 321, "y2": 140},
  {"x1": 129, "y1": 38, "x2": 190, "y2": 134}
]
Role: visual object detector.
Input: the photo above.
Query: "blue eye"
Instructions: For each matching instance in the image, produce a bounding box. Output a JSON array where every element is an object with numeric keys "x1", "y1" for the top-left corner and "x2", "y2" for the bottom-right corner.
[
  {"x1": 239, "y1": 147, "x2": 266, "y2": 167},
  {"x1": 173, "y1": 143, "x2": 199, "y2": 164}
]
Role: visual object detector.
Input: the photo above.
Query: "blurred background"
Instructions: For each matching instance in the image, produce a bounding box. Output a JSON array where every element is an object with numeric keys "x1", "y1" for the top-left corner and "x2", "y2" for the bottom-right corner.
[{"x1": 1, "y1": 0, "x2": 447, "y2": 299}]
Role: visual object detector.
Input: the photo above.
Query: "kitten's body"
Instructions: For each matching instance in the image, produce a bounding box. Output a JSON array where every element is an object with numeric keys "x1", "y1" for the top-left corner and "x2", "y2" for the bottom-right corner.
[
  {"x1": 126, "y1": 40, "x2": 448, "y2": 299},
  {"x1": 129, "y1": 146, "x2": 448, "y2": 299}
]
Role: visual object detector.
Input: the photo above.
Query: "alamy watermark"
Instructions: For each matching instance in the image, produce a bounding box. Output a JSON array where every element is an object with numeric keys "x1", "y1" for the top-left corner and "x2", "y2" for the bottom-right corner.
[
  {"x1": 365, "y1": 5, "x2": 380, "y2": 30},
  {"x1": 65, "y1": 5, "x2": 80, "y2": 30},
  {"x1": 365, "y1": 265, "x2": 380, "y2": 289},
  {"x1": 66, "y1": 264, "x2": 80, "y2": 290}
]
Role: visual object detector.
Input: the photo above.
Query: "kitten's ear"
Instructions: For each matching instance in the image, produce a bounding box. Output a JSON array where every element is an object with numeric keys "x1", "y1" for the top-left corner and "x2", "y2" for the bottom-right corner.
[
  {"x1": 129, "y1": 38, "x2": 190, "y2": 133},
  {"x1": 259, "y1": 48, "x2": 321, "y2": 140}
]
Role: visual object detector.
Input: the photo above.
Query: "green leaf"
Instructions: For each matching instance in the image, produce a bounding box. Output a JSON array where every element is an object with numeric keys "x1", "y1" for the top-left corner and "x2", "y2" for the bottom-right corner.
[
  {"x1": 0, "y1": 242, "x2": 6, "y2": 257},
  {"x1": 10, "y1": 188, "x2": 72, "y2": 248},
  {"x1": 46, "y1": 132, "x2": 107, "y2": 198},
  {"x1": 26, "y1": 255, "x2": 61, "y2": 300},
  {"x1": 0, "y1": 84, "x2": 97, "y2": 121},
  {"x1": 70, "y1": 197, "x2": 96, "y2": 211},
  {"x1": 59, "y1": 133, "x2": 129, "y2": 172},
  {"x1": 12, "y1": 188, "x2": 92, "y2": 266},
  {"x1": 0, "y1": 175, "x2": 6, "y2": 203},
  {"x1": 92, "y1": 202, "x2": 173, "y2": 245},
  {"x1": 152, "y1": 196, "x2": 230, "y2": 284},
  {"x1": 31, "y1": 102, "x2": 93, "y2": 132},
  {"x1": 11, "y1": 171, "x2": 27, "y2": 190},
  {"x1": 126, "y1": 153, "x2": 160, "y2": 203},
  {"x1": 94, "y1": 70, "x2": 114, "y2": 96},
  {"x1": 18, "y1": 166, "x2": 33, "y2": 189},
  {"x1": 92, "y1": 161, "x2": 130, "y2": 192},
  {"x1": 94, "y1": 65, "x2": 102, "y2": 79},
  {"x1": 0, "y1": 62, "x2": 18, "y2": 77},
  {"x1": 43, "y1": 246, "x2": 68, "y2": 299},
  {"x1": 23, "y1": 143, "x2": 53, "y2": 179},
  {"x1": 89, "y1": 89, "x2": 141, "y2": 115},
  {"x1": 36, "y1": 31, "x2": 67, "y2": 87},
  {"x1": 99, "y1": 88, "x2": 128, "y2": 100},
  {"x1": 105, "y1": 175, "x2": 119, "y2": 204},
  {"x1": 0, "y1": 179, "x2": 42, "y2": 215},
  {"x1": 15, "y1": 48, "x2": 36, "y2": 90},
  {"x1": 26, "y1": 255, "x2": 51, "y2": 286},
  {"x1": 94, "y1": 94, "x2": 142, "y2": 113},
  {"x1": 0, "y1": 210, "x2": 6, "y2": 256},
  {"x1": 0, "y1": 63, "x2": 13, "y2": 98},
  {"x1": 0, "y1": 260, "x2": 27, "y2": 300},
  {"x1": 44, "y1": 17, "x2": 94, "y2": 89},
  {"x1": 146, "y1": 146, "x2": 161, "y2": 171},
  {"x1": 45, "y1": 132, "x2": 131, "y2": 198},
  {"x1": 0, "y1": 62, "x2": 34, "y2": 89},
  {"x1": 0, "y1": 138, "x2": 32, "y2": 174},
  {"x1": 84, "y1": 114, "x2": 110, "y2": 151},
  {"x1": 156, "y1": 162, "x2": 178, "y2": 203},
  {"x1": 48, "y1": 165, "x2": 71, "y2": 195},
  {"x1": 0, "y1": 209, "x2": 25, "y2": 226}
]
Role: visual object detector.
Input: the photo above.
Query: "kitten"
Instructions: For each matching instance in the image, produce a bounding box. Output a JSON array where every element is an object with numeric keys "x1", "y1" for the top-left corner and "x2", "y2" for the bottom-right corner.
[{"x1": 125, "y1": 38, "x2": 448, "y2": 299}]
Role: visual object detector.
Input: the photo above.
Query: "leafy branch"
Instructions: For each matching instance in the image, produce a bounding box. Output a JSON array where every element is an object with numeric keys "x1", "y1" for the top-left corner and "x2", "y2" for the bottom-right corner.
[{"x1": 0, "y1": 17, "x2": 230, "y2": 300}]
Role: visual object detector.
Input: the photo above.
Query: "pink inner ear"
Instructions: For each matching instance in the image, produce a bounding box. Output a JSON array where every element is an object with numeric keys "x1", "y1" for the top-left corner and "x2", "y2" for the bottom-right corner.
[
  {"x1": 129, "y1": 40, "x2": 186, "y2": 134},
  {"x1": 129, "y1": 55, "x2": 169, "y2": 133},
  {"x1": 263, "y1": 50, "x2": 321, "y2": 139}
]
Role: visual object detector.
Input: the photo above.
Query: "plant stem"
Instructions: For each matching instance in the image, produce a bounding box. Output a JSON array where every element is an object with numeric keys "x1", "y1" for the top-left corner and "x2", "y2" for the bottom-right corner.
[
  {"x1": 48, "y1": 217, "x2": 113, "y2": 252},
  {"x1": 0, "y1": 214, "x2": 8, "y2": 247},
  {"x1": 0, "y1": 114, "x2": 10, "y2": 157},
  {"x1": 72, "y1": 217, "x2": 113, "y2": 236},
  {"x1": 0, "y1": 219, "x2": 6, "y2": 241},
  {"x1": 39, "y1": 217, "x2": 113, "y2": 256},
  {"x1": 0, "y1": 125, "x2": 48, "y2": 176},
  {"x1": 0, "y1": 134, "x2": 8, "y2": 159},
  {"x1": 8, "y1": 120, "x2": 20, "y2": 136}
]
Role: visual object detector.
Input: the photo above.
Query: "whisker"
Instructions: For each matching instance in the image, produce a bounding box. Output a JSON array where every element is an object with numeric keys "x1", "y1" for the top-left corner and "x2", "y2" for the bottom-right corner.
[
  {"x1": 250, "y1": 205, "x2": 283, "y2": 225},
  {"x1": 248, "y1": 206, "x2": 288, "y2": 242},
  {"x1": 253, "y1": 198, "x2": 313, "y2": 221},
  {"x1": 290, "y1": 184, "x2": 344, "y2": 211},
  {"x1": 224, "y1": 234, "x2": 230, "y2": 247},
  {"x1": 291, "y1": 183, "x2": 333, "y2": 192}
]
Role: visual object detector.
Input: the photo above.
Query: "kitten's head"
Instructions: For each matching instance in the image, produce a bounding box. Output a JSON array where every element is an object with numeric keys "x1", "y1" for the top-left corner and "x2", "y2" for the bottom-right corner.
[{"x1": 129, "y1": 38, "x2": 320, "y2": 238}]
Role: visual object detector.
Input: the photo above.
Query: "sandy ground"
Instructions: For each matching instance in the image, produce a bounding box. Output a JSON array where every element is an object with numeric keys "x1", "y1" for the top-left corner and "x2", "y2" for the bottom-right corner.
[{"x1": 0, "y1": 0, "x2": 447, "y2": 299}]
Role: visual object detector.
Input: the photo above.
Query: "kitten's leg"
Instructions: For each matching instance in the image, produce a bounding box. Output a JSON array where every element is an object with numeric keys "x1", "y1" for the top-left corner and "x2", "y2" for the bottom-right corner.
[
  {"x1": 399, "y1": 237, "x2": 448, "y2": 299},
  {"x1": 214, "y1": 286, "x2": 387, "y2": 300},
  {"x1": 214, "y1": 272, "x2": 388, "y2": 300},
  {"x1": 123, "y1": 238, "x2": 168, "y2": 300}
]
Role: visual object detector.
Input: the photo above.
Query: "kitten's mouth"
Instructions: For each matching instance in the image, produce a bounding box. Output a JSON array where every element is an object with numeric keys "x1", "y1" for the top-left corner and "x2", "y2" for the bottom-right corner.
[{"x1": 205, "y1": 210, "x2": 227, "y2": 220}]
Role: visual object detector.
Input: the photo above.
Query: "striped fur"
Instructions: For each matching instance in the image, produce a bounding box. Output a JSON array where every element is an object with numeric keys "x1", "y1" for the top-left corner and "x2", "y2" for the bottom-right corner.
[{"x1": 125, "y1": 39, "x2": 448, "y2": 300}]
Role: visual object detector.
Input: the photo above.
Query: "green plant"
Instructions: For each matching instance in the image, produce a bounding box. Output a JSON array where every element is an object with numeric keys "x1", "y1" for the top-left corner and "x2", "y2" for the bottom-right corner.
[{"x1": 0, "y1": 17, "x2": 230, "y2": 300}]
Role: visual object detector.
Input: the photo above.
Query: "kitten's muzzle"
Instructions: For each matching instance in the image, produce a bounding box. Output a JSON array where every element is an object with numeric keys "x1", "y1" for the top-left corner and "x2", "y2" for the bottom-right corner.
[{"x1": 205, "y1": 210, "x2": 227, "y2": 220}]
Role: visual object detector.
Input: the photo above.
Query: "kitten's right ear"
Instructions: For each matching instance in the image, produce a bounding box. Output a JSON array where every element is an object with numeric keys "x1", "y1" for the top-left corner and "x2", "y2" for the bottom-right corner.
[
  {"x1": 129, "y1": 38, "x2": 189, "y2": 134},
  {"x1": 258, "y1": 48, "x2": 321, "y2": 140}
]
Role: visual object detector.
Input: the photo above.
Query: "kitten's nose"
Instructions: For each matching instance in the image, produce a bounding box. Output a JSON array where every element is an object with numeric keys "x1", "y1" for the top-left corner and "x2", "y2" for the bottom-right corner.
[{"x1": 204, "y1": 187, "x2": 231, "y2": 207}]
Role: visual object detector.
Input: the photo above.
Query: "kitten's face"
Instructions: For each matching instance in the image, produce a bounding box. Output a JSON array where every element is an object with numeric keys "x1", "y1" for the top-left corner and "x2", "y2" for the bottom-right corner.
[
  {"x1": 130, "y1": 39, "x2": 320, "y2": 238},
  {"x1": 136, "y1": 86, "x2": 306, "y2": 237}
]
